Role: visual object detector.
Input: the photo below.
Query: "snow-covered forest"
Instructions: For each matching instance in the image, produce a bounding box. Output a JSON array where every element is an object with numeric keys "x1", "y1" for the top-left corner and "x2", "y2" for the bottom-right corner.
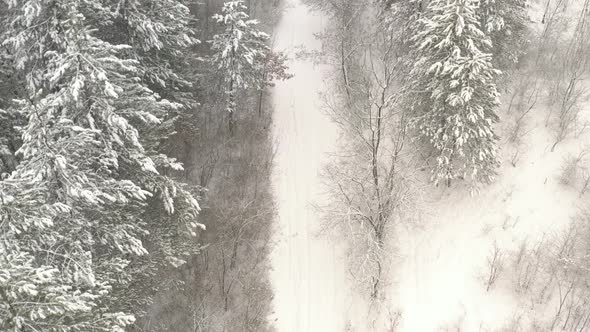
[
  {"x1": 0, "y1": 0, "x2": 287, "y2": 330},
  {"x1": 2, "y1": 0, "x2": 590, "y2": 331}
]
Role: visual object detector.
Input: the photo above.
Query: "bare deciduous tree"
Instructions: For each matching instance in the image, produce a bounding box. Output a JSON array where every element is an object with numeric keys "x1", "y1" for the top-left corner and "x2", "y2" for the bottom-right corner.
[
  {"x1": 541, "y1": 0, "x2": 590, "y2": 151},
  {"x1": 320, "y1": 20, "x2": 420, "y2": 299},
  {"x1": 505, "y1": 73, "x2": 540, "y2": 166},
  {"x1": 508, "y1": 212, "x2": 590, "y2": 330},
  {"x1": 485, "y1": 241, "x2": 505, "y2": 291}
]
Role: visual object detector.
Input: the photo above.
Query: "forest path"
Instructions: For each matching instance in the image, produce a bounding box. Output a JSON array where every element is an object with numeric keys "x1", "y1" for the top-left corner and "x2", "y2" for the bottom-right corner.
[{"x1": 269, "y1": 1, "x2": 351, "y2": 331}]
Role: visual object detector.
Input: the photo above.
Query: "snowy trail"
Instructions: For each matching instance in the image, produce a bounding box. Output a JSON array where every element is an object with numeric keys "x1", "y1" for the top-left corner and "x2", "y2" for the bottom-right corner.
[{"x1": 269, "y1": 1, "x2": 350, "y2": 331}]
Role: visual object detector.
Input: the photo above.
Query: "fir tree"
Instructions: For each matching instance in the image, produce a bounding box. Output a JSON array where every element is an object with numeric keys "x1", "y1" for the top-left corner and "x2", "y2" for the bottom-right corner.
[
  {"x1": 0, "y1": 0, "x2": 203, "y2": 329},
  {"x1": 0, "y1": 5, "x2": 22, "y2": 177},
  {"x1": 407, "y1": 0, "x2": 501, "y2": 186},
  {"x1": 209, "y1": 0, "x2": 272, "y2": 135},
  {"x1": 480, "y1": 0, "x2": 529, "y2": 70},
  {"x1": 103, "y1": 0, "x2": 200, "y2": 101}
]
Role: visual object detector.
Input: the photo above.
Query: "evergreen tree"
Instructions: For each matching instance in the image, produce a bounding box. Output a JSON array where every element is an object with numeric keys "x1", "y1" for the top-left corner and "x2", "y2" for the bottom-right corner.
[
  {"x1": 407, "y1": 0, "x2": 501, "y2": 186},
  {"x1": 0, "y1": 5, "x2": 22, "y2": 177},
  {"x1": 87, "y1": 2, "x2": 206, "y2": 319},
  {"x1": 480, "y1": 0, "x2": 529, "y2": 70},
  {"x1": 209, "y1": 0, "x2": 272, "y2": 135},
  {"x1": 102, "y1": 0, "x2": 200, "y2": 101},
  {"x1": 254, "y1": 48, "x2": 292, "y2": 116},
  {"x1": 0, "y1": 0, "x2": 203, "y2": 330},
  {"x1": 0, "y1": 81, "x2": 21, "y2": 177}
]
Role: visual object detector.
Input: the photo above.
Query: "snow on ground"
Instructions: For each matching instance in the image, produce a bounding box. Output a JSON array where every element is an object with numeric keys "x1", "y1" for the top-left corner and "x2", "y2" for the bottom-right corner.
[
  {"x1": 269, "y1": 1, "x2": 355, "y2": 331},
  {"x1": 392, "y1": 79, "x2": 590, "y2": 331},
  {"x1": 390, "y1": 2, "x2": 590, "y2": 330},
  {"x1": 269, "y1": 0, "x2": 590, "y2": 331}
]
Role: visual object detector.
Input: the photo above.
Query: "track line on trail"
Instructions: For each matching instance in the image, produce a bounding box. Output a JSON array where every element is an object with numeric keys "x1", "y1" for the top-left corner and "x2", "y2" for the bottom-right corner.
[{"x1": 269, "y1": 1, "x2": 349, "y2": 331}]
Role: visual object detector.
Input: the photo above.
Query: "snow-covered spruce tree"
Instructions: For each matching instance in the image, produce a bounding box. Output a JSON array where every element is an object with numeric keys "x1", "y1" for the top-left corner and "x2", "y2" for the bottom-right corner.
[
  {"x1": 408, "y1": 0, "x2": 501, "y2": 187},
  {"x1": 209, "y1": 0, "x2": 272, "y2": 135},
  {"x1": 98, "y1": 0, "x2": 200, "y2": 102},
  {"x1": 0, "y1": 105, "x2": 23, "y2": 176},
  {"x1": 82, "y1": 0, "x2": 207, "y2": 319},
  {"x1": 0, "y1": 73, "x2": 21, "y2": 176},
  {"x1": 0, "y1": 5, "x2": 22, "y2": 177},
  {"x1": 0, "y1": 0, "x2": 202, "y2": 330},
  {"x1": 104, "y1": 0, "x2": 202, "y2": 165},
  {"x1": 480, "y1": 0, "x2": 529, "y2": 70},
  {"x1": 254, "y1": 49, "x2": 291, "y2": 115}
]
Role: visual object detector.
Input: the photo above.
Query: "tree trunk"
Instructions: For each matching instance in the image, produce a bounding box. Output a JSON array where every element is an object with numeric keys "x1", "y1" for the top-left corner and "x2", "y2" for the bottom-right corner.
[
  {"x1": 542, "y1": 0, "x2": 551, "y2": 24},
  {"x1": 229, "y1": 80, "x2": 236, "y2": 136},
  {"x1": 341, "y1": 38, "x2": 351, "y2": 99},
  {"x1": 258, "y1": 90, "x2": 264, "y2": 116}
]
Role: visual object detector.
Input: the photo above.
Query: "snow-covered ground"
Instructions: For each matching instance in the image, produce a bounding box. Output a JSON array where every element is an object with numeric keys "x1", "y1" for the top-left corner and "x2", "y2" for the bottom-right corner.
[
  {"x1": 392, "y1": 76, "x2": 589, "y2": 332},
  {"x1": 269, "y1": 0, "x2": 590, "y2": 331},
  {"x1": 269, "y1": 1, "x2": 353, "y2": 331},
  {"x1": 390, "y1": 3, "x2": 590, "y2": 330}
]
